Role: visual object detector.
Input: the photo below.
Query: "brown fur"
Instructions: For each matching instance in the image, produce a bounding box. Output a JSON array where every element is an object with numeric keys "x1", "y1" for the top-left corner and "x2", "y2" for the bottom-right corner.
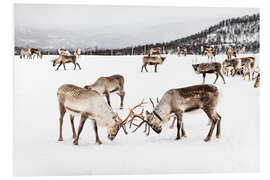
[
  {"x1": 52, "y1": 55, "x2": 81, "y2": 70},
  {"x1": 141, "y1": 56, "x2": 166, "y2": 72},
  {"x1": 84, "y1": 74, "x2": 125, "y2": 109},
  {"x1": 177, "y1": 46, "x2": 187, "y2": 56}
]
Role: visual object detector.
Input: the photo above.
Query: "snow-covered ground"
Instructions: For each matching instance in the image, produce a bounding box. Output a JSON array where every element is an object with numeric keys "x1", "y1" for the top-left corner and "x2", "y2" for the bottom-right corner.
[{"x1": 13, "y1": 54, "x2": 259, "y2": 176}]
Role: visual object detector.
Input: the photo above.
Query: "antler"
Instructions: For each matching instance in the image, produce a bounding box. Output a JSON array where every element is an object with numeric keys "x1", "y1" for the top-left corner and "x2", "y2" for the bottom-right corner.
[
  {"x1": 120, "y1": 99, "x2": 147, "y2": 132},
  {"x1": 149, "y1": 98, "x2": 155, "y2": 108}
]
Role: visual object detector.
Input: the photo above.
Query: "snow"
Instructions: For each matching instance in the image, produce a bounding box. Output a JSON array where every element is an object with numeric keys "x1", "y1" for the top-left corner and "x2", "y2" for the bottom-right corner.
[{"x1": 13, "y1": 54, "x2": 259, "y2": 176}]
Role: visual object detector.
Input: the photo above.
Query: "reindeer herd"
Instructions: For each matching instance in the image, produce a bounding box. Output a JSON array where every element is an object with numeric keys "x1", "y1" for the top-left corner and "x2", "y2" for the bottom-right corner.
[{"x1": 17, "y1": 44, "x2": 259, "y2": 146}]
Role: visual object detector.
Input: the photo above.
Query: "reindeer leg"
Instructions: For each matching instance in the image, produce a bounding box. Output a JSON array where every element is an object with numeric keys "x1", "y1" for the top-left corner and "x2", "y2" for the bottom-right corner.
[
  {"x1": 73, "y1": 115, "x2": 87, "y2": 145},
  {"x1": 76, "y1": 63, "x2": 82, "y2": 70},
  {"x1": 118, "y1": 90, "x2": 125, "y2": 109},
  {"x1": 73, "y1": 62, "x2": 77, "y2": 70},
  {"x1": 144, "y1": 123, "x2": 147, "y2": 133},
  {"x1": 144, "y1": 66, "x2": 148, "y2": 72},
  {"x1": 213, "y1": 72, "x2": 219, "y2": 84},
  {"x1": 170, "y1": 116, "x2": 176, "y2": 129},
  {"x1": 175, "y1": 112, "x2": 183, "y2": 140},
  {"x1": 215, "y1": 112, "x2": 221, "y2": 139},
  {"x1": 202, "y1": 73, "x2": 206, "y2": 84},
  {"x1": 70, "y1": 115, "x2": 76, "y2": 139},
  {"x1": 63, "y1": 63, "x2": 66, "y2": 71},
  {"x1": 58, "y1": 103, "x2": 66, "y2": 141},
  {"x1": 218, "y1": 71, "x2": 226, "y2": 84},
  {"x1": 93, "y1": 120, "x2": 102, "y2": 144},
  {"x1": 154, "y1": 64, "x2": 157, "y2": 72},
  {"x1": 203, "y1": 108, "x2": 217, "y2": 142},
  {"x1": 105, "y1": 92, "x2": 111, "y2": 107},
  {"x1": 146, "y1": 124, "x2": 150, "y2": 136},
  {"x1": 56, "y1": 63, "x2": 62, "y2": 71},
  {"x1": 141, "y1": 65, "x2": 144, "y2": 72},
  {"x1": 181, "y1": 121, "x2": 187, "y2": 137}
]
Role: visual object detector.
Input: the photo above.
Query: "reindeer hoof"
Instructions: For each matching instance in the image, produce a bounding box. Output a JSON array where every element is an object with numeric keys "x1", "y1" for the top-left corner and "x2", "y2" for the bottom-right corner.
[
  {"x1": 204, "y1": 137, "x2": 211, "y2": 142},
  {"x1": 72, "y1": 134, "x2": 77, "y2": 139},
  {"x1": 216, "y1": 135, "x2": 221, "y2": 139},
  {"x1": 58, "y1": 137, "x2": 63, "y2": 141},
  {"x1": 120, "y1": 107, "x2": 123, "y2": 110},
  {"x1": 176, "y1": 137, "x2": 181, "y2": 140},
  {"x1": 181, "y1": 135, "x2": 187, "y2": 138},
  {"x1": 73, "y1": 140, "x2": 78, "y2": 145},
  {"x1": 96, "y1": 140, "x2": 102, "y2": 145}
]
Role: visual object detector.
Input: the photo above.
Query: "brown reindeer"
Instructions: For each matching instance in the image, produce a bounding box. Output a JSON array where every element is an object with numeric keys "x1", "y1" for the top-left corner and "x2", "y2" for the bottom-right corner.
[
  {"x1": 200, "y1": 46, "x2": 215, "y2": 56},
  {"x1": 141, "y1": 56, "x2": 166, "y2": 72},
  {"x1": 84, "y1": 74, "x2": 125, "y2": 109},
  {"x1": 254, "y1": 73, "x2": 260, "y2": 88},
  {"x1": 226, "y1": 46, "x2": 237, "y2": 60},
  {"x1": 177, "y1": 46, "x2": 187, "y2": 56},
  {"x1": 52, "y1": 55, "x2": 81, "y2": 70},
  {"x1": 56, "y1": 84, "x2": 145, "y2": 145},
  {"x1": 148, "y1": 47, "x2": 161, "y2": 55},
  {"x1": 192, "y1": 62, "x2": 226, "y2": 84},
  {"x1": 132, "y1": 84, "x2": 222, "y2": 142}
]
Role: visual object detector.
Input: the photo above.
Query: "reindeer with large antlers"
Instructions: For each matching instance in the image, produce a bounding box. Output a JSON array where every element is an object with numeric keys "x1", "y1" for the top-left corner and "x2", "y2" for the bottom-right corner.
[
  {"x1": 132, "y1": 84, "x2": 222, "y2": 142},
  {"x1": 56, "y1": 84, "x2": 145, "y2": 145}
]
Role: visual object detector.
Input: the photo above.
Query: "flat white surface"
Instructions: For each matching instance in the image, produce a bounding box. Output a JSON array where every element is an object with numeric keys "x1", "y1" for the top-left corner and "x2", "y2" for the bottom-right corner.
[{"x1": 13, "y1": 54, "x2": 259, "y2": 176}]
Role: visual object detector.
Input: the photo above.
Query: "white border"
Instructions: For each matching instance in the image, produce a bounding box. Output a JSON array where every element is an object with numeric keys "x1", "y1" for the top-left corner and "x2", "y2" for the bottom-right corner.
[{"x1": 1, "y1": 0, "x2": 270, "y2": 179}]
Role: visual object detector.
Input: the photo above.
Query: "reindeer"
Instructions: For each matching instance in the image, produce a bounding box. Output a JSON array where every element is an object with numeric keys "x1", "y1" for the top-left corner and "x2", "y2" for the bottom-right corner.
[
  {"x1": 131, "y1": 84, "x2": 222, "y2": 142},
  {"x1": 58, "y1": 48, "x2": 72, "y2": 56},
  {"x1": 177, "y1": 46, "x2": 187, "y2": 56},
  {"x1": 20, "y1": 48, "x2": 31, "y2": 59},
  {"x1": 141, "y1": 56, "x2": 166, "y2": 72},
  {"x1": 74, "y1": 48, "x2": 81, "y2": 58},
  {"x1": 30, "y1": 48, "x2": 43, "y2": 59},
  {"x1": 254, "y1": 73, "x2": 260, "y2": 88},
  {"x1": 201, "y1": 46, "x2": 215, "y2": 56},
  {"x1": 226, "y1": 46, "x2": 237, "y2": 60},
  {"x1": 84, "y1": 74, "x2": 125, "y2": 109},
  {"x1": 148, "y1": 47, "x2": 161, "y2": 55},
  {"x1": 56, "y1": 84, "x2": 146, "y2": 145},
  {"x1": 237, "y1": 46, "x2": 246, "y2": 54},
  {"x1": 207, "y1": 49, "x2": 216, "y2": 61},
  {"x1": 192, "y1": 62, "x2": 226, "y2": 84},
  {"x1": 52, "y1": 55, "x2": 81, "y2": 71}
]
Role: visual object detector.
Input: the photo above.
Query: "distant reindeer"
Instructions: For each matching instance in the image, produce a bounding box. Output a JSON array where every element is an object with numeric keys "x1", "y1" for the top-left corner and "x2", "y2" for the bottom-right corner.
[
  {"x1": 52, "y1": 55, "x2": 81, "y2": 70},
  {"x1": 132, "y1": 84, "x2": 222, "y2": 142},
  {"x1": 254, "y1": 73, "x2": 260, "y2": 88},
  {"x1": 141, "y1": 56, "x2": 166, "y2": 72},
  {"x1": 84, "y1": 74, "x2": 125, "y2": 109},
  {"x1": 192, "y1": 62, "x2": 226, "y2": 84},
  {"x1": 200, "y1": 46, "x2": 215, "y2": 56},
  {"x1": 30, "y1": 48, "x2": 43, "y2": 59},
  {"x1": 177, "y1": 46, "x2": 187, "y2": 56},
  {"x1": 56, "y1": 84, "x2": 138, "y2": 145},
  {"x1": 148, "y1": 47, "x2": 161, "y2": 55},
  {"x1": 226, "y1": 46, "x2": 237, "y2": 60},
  {"x1": 207, "y1": 49, "x2": 216, "y2": 61},
  {"x1": 20, "y1": 48, "x2": 31, "y2": 59},
  {"x1": 74, "y1": 48, "x2": 81, "y2": 57},
  {"x1": 237, "y1": 46, "x2": 246, "y2": 54},
  {"x1": 58, "y1": 48, "x2": 72, "y2": 56}
]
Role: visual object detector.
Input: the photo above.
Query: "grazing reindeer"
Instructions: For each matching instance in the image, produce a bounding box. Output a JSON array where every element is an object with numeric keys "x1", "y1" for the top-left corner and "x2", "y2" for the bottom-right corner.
[
  {"x1": 56, "y1": 84, "x2": 143, "y2": 145},
  {"x1": 20, "y1": 48, "x2": 31, "y2": 59},
  {"x1": 192, "y1": 62, "x2": 226, "y2": 84},
  {"x1": 177, "y1": 46, "x2": 187, "y2": 56},
  {"x1": 52, "y1": 55, "x2": 81, "y2": 70},
  {"x1": 132, "y1": 84, "x2": 222, "y2": 142},
  {"x1": 141, "y1": 56, "x2": 166, "y2": 72},
  {"x1": 201, "y1": 46, "x2": 215, "y2": 56},
  {"x1": 254, "y1": 73, "x2": 260, "y2": 88},
  {"x1": 226, "y1": 46, "x2": 237, "y2": 60},
  {"x1": 74, "y1": 48, "x2": 81, "y2": 57},
  {"x1": 84, "y1": 74, "x2": 125, "y2": 109},
  {"x1": 148, "y1": 47, "x2": 161, "y2": 55},
  {"x1": 58, "y1": 48, "x2": 72, "y2": 56}
]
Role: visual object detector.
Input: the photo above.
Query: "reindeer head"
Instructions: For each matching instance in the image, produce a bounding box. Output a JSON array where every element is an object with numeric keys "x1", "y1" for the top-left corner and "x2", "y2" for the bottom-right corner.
[
  {"x1": 192, "y1": 64, "x2": 200, "y2": 74},
  {"x1": 107, "y1": 114, "x2": 127, "y2": 141},
  {"x1": 84, "y1": 85, "x2": 92, "y2": 90},
  {"x1": 145, "y1": 110, "x2": 162, "y2": 133}
]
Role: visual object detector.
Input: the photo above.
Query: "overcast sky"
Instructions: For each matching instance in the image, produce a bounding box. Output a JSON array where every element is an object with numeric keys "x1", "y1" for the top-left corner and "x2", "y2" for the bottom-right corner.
[{"x1": 14, "y1": 4, "x2": 259, "y2": 49}]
